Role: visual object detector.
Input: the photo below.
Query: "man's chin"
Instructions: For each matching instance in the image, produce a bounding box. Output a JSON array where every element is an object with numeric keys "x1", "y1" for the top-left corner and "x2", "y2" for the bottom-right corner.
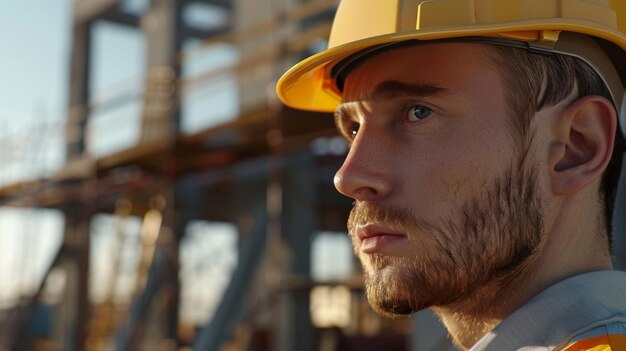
[
  {"x1": 366, "y1": 286, "x2": 431, "y2": 318},
  {"x1": 363, "y1": 263, "x2": 433, "y2": 318},
  {"x1": 369, "y1": 298, "x2": 418, "y2": 318}
]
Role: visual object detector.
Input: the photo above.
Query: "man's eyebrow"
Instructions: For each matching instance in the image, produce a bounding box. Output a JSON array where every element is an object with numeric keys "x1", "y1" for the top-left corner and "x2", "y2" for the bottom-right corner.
[
  {"x1": 370, "y1": 80, "x2": 449, "y2": 100},
  {"x1": 334, "y1": 106, "x2": 350, "y2": 136}
]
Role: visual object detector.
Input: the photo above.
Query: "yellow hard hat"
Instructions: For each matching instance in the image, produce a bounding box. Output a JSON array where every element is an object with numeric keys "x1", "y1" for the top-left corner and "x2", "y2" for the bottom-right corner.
[{"x1": 276, "y1": 0, "x2": 626, "y2": 126}]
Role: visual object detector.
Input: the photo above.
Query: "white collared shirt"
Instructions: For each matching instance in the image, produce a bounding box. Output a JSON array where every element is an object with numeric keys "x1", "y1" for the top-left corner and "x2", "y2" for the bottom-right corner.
[{"x1": 470, "y1": 270, "x2": 626, "y2": 350}]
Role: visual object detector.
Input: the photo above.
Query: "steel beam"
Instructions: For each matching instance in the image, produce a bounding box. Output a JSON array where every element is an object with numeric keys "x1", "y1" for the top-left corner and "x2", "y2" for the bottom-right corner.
[
  {"x1": 277, "y1": 151, "x2": 316, "y2": 351},
  {"x1": 74, "y1": 0, "x2": 120, "y2": 23},
  {"x1": 54, "y1": 208, "x2": 92, "y2": 351},
  {"x1": 101, "y1": 9, "x2": 141, "y2": 27},
  {"x1": 66, "y1": 22, "x2": 91, "y2": 161},
  {"x1": 193, "y1": 158, "x2": 269, "y2": 350},
  {"x1": 140, "y1": 0, "x2": 183, "y2": 144}
]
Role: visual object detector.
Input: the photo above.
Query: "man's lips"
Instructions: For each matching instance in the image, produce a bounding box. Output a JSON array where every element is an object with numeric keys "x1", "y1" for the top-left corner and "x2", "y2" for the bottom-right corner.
[{"x1": 355, "y1": 224, "x2": 406, "y2": 254}]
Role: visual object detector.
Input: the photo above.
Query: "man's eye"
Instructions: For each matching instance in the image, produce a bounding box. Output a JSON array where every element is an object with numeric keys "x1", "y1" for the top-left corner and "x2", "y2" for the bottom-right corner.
[{"x1": 408, "y1": 105, "x2": 433, "y2": 121}]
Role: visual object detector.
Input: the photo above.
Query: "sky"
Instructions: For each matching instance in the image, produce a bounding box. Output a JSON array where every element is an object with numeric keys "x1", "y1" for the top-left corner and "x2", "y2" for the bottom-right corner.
[
  {"x1": 0, "y1": 0, "x2": 70, "y2": 185},
  {"x1": 0, "y1": 0, "x2": 72, "y2": 307},
  {"x1": 0, "y1": 0, "x2": 70, "y2": 130}
]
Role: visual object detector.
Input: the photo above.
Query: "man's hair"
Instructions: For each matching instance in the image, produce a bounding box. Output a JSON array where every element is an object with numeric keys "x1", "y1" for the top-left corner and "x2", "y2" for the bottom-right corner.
[{"x1": 488, "y1": 45, "x2": 625, "y2": 247}]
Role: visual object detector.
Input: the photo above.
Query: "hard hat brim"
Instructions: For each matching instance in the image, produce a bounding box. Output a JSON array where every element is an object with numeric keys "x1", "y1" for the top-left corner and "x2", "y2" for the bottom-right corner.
[{"x1": 277, "y1": 19, "x2": 626, "y2": 113}]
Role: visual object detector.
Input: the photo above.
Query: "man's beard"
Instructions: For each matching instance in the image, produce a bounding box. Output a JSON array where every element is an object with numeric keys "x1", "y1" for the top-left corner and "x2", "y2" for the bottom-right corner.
[{"x1": 347, "y1": 154, "x2": 545, "y2": 318}]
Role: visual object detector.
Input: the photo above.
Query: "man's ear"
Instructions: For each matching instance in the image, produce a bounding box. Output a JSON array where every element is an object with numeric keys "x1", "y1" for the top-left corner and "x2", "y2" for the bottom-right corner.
[{"x1": 549, "y1": 95, "x2": 617, "y2": 195}]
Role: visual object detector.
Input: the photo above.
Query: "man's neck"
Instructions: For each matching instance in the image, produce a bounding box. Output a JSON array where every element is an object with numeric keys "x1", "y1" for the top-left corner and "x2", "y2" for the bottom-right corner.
[
  {"x1": 431, "y1": 310, "x2": 499, "y2": 350},
  {"x1": 431, "y1": 264, "x2": 543, "y2": 350},
  {"x1": 430, "y1": 201, "x2": 613, "y2": 350}
]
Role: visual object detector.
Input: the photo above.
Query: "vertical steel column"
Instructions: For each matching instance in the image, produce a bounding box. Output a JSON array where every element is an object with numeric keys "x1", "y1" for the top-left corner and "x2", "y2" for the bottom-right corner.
[
  {"x1": 66, "y1": 21, "x2": 91, "y2": 161},
  {"x1": 56, "y1": 207, "x2": 92, "y2": 351},
  {"x1": 72, "y1": 213, "x2": 92, "y2": 351},
  {"x1": 277, "y1": 151, "x2": 315, "y2": 351},
  {"x1": 140, "y1": 0, "x2": 183, "y2": 144},
  {"x1": 65, "y1": 10, "x2": 94, "y2": 350},
  {"x1": 163, "y1": 188, "x2": 184, "y2": 346},
  {"x1": 142, "y1": 0, "x2": 183, "y2": 345},
  {"x1": 193, "y1": 158, "x2": 269, "y2": 350}
]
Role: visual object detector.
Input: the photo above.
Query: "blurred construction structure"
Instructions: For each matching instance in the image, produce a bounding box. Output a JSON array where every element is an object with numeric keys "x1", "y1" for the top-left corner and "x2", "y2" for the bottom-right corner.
[{"x1": 0, "y1": 0, "x2": 624, "y2": 350}]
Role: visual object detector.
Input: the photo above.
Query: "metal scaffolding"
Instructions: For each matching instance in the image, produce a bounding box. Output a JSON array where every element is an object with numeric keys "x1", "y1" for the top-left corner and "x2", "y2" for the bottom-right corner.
[{"x1": 0, "y1": 0, "x2": 431, "y2": 350}]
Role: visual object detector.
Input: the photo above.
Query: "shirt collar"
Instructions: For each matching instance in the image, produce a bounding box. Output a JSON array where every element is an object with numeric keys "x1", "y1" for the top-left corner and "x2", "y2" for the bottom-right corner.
[{"x1": 470, "y1": 270, "x2": 626, "y2": 351}]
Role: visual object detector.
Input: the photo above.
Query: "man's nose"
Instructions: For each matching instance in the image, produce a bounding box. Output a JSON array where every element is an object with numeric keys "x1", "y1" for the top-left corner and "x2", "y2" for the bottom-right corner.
[{"x1": 333, "y1": 134, "x2": 393, "y2": 201}]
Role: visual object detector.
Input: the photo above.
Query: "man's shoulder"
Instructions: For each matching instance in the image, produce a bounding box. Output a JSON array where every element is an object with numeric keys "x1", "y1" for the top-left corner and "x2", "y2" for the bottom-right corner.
[
  {"x1": 471, "y1": 271, "x2": 626, "y2": 351},
  {"x1": 562, "y1": 322, "x2": 626, "y2": 351}
]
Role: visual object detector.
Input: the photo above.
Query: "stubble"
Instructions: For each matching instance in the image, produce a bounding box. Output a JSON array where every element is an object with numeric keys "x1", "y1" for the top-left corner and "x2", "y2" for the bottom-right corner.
[{"x1": 347, "y1": 151, "x2": 545, "y2": 318}]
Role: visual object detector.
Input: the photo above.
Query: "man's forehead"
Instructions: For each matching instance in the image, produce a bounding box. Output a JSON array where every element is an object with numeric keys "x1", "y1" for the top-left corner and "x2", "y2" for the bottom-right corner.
[
  {"x1": 359, "y1": 80, "x2": 449, "y2": 101},
  {"x1": 338, "y1": 42, "x2": 492, "y2": 95}
]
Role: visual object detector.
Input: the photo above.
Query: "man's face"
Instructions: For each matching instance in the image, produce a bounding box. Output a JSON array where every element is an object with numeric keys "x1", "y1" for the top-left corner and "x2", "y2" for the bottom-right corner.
[{"x1": 334, "y1": 43, "x2": 545, "y2": 317}]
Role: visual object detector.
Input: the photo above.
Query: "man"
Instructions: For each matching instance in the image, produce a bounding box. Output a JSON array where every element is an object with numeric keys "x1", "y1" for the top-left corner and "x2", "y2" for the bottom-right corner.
[{"x1": 277, "y1": 1, "x2": 626, "y2": 350}]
